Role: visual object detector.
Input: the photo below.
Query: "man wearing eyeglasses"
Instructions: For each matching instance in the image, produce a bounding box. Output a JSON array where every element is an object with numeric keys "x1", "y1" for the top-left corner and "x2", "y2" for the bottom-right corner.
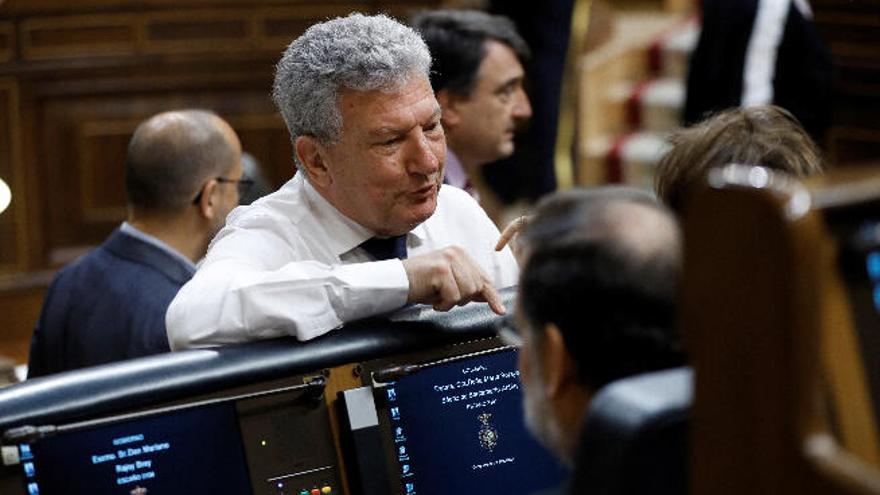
[{"x1": 27, "y1": 109, "x2": 244, "y2": 377}]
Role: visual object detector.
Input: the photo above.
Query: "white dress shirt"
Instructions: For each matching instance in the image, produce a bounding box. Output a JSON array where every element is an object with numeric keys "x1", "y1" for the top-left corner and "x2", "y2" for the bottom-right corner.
[{"x1": 166, "y1": 173, "x2": 519, "y2": 350}]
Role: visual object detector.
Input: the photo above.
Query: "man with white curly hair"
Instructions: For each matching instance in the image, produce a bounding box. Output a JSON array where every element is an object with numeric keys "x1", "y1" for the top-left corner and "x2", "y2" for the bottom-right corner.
[{"x1": 166, "y1": 13, "x2": 519, "y2": 349}]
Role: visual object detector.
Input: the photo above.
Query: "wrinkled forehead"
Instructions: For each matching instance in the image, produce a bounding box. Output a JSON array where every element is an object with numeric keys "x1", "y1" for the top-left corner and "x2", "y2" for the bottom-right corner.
[
  {"x1": 336, "y1": 71, "x2": 431, "y2": 106},
  {"x1": 336, "y1": 75, "x2": 439, "y2": 135}
]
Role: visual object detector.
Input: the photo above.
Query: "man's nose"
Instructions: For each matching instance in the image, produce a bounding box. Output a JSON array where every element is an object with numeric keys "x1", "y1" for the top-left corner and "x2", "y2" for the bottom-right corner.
[
  {"x1": 513, "y1": 88, "x2": 532, "y2": 120},
  {"x1": 406, "y1": 131, "x2": 441, "y2": 175}
]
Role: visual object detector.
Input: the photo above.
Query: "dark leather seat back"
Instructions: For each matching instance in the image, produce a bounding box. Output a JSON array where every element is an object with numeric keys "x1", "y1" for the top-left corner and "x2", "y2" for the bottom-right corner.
[{"x1": 569, "y1": 367, "x2": 692, "y2": 495}]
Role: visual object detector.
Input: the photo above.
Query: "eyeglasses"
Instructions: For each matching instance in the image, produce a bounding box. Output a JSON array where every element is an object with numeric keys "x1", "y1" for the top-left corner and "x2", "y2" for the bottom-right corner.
[
  {"x1": 495, "y1": 314, "x2": 523, "y2": 348},
  {"x1": 192, "y1": 176, "x2": 255, "y2": 204}
]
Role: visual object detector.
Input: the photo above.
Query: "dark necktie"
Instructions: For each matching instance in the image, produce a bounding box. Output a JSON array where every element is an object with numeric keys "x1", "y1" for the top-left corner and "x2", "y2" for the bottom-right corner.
[{"x1": 359, "y1": 234, "x2": 408, "y2": 260}]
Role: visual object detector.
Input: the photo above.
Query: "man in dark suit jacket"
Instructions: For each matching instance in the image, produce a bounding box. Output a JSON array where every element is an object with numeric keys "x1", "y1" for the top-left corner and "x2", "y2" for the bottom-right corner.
[
  {"x1": 685, "y1": 0, "x2": 833, "y2": 142},
  {"x1": 411, "y1": 10, "x2": 532, "y2": 221},
  {"x1": 27, "y1": 109, "x2": 245, "y2": 377}
]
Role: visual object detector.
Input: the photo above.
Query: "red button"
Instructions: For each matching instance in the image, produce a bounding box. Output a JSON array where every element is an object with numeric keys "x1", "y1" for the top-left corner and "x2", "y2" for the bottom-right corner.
[{"x1": 311, "y1": 489, "x2": 320, "y2": 495}]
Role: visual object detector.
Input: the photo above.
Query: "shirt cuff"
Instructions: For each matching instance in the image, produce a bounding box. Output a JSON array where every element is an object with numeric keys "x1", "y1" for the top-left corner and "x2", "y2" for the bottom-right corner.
[{"x1": 334, "y1": 259, "x2": 410, "y2": 320}]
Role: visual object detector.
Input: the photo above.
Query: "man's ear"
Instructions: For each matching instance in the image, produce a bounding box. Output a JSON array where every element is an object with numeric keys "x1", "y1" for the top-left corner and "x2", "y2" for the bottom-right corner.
[
  {"x1": 195, "y1": 178, "x2": 220, "y2": 220},
  {"x1": 436, "y1": 89, "x2": 462, "y2": 127},
  {"x1": 295, "y1": 135, "x2": 331, "y2": 187},
  {"x1": 542, "y1": 323, "x2": 578, "y2": 398}
]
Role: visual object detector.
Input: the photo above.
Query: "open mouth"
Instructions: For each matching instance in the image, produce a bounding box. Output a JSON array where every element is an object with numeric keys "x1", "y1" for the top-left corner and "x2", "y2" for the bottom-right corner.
[{"x1": 411, "y1": 184, "x2": 436, "y2": 198}]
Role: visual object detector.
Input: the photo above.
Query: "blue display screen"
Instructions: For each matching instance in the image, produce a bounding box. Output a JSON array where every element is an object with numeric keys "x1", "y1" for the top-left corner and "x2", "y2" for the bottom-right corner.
[
  {"x1": 383, "y1": 349, "x2": 569, "y2": 495},
  {"x1": 20, "y1": 402, "x2": 252, "y2": 494},
  {"x1": 840, "y1": 222, "x2": 880, "y2": 429},
  {"x1": 867, "y1": 251, "x2": 880, "y2": 311}
]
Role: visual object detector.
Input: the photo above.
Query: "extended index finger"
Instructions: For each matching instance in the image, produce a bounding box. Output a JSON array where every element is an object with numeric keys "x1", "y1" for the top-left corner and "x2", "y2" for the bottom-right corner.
[
  {"x1": 495, "y1": 215, "x2": 529, "y2": 251},
  {"x1": 479, "y1": 281, "x2": 506, "y2": 316}
]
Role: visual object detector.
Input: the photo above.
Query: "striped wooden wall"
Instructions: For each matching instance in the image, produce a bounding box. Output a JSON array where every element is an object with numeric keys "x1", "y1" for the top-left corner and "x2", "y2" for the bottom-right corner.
[{"x1": 0, "y1": 0, "x2": 441, "y2": 364}]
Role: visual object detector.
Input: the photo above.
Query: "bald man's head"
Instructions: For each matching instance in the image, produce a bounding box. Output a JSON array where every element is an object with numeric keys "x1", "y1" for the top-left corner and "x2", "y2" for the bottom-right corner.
[
  {"x1": 518, "y1": 186, "x2": 683, "y2": 390},
  {"x1": 573, "y1": 196, "x2": 681, "y2": 271},
  {"x1": 515, "y1": 187, "x2": 683, "y2": 464},
  {"x1": 125, "y1": 109, "x2": 241, "y2": 214}
]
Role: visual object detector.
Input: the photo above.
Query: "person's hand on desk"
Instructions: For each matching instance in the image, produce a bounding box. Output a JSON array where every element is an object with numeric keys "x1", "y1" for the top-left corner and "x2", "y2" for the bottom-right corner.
[{"x1": 402, "y1": 246, "x2": 506, "y2": 315}]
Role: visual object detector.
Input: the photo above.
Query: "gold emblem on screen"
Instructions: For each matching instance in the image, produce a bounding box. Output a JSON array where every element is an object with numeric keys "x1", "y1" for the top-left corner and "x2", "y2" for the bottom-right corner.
[{"x1": 477, "y1": 412, "x2": 499, "y2": 451}]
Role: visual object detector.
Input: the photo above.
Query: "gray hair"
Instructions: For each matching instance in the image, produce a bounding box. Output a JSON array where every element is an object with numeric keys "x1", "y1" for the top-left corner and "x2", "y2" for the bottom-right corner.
[{"x1": 272, "y1": 13, "x2": 432, "y2": 168}]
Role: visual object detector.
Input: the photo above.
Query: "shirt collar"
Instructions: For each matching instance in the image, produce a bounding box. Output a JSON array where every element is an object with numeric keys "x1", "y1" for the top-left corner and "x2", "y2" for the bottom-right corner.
[
  {"x1": 119, "y1": 222, "x2": 197, "y2": 272},
  {"x1": 299, "y1": 174, "x2": 428, "y2": 259},
  {"x1": 443, "y1": 148, "x2": 468, "y2": 189}
]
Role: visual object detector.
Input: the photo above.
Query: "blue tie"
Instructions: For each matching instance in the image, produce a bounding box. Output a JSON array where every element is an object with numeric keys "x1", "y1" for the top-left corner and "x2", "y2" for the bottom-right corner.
[{"x1": 359, "y1": 235, "x2": 408, "y2": 260}]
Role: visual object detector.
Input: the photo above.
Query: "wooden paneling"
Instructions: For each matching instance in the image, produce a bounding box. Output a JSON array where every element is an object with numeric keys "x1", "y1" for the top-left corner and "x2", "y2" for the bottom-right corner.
[
  {"x1": 7, "y1": 0, "x2": 357, "y2": 267},
  {"x1": 0, "y1": 22, "x2": 13, "y2": 63},
  {"x1": 812, "y1": 1, "x2": 880, "y2": 166},
  {"x1": 0, "y1": 79, "x2": 24, "y2": 274},
  {"x1": 21, "y1": 14, "x2": 137, "y2": 60},
  {"x1": 0, "y1": 274, "x2": 51, "y2": 365},
  {"x1": 32, "y1": 86, "x2": 291, "y2": 263},
  {"x1": 1, "y1": 0, "x2": 368, "y2": 16},
  {"x1": 813, "y1": 3, "x2": 880, "y2": 64},
  {"x1": 143, "y1": 11, "x2": 255, "y2": 54},
  {"x1": 15, "y1": 5, "x2": 405, "y2": 62},
  {"x1": 257, "y1": 5, "x2": 363, "y2": 49},
  {"x1": 38, "y1": 97, "x2": 128, "y2": 252},
  {"x1": 0, "y1": 0, "x2": 441, "y2": 364},
  {"x1": 78, "y1": 120, "x2": 133, "y2": 224},
  {"x1": 829, "y1": 128, "x2": 880, "y2": 167}
]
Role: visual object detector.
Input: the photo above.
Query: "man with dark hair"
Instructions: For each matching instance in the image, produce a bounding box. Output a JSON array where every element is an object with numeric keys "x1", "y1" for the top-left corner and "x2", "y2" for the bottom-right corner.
[
  {"x1": 28, "y1": 109, "x2": 244, "y2": 377},
  {"x1": 166, "y1": 14, "x2": 518, "y2": 349},
  {"x1": 412, "y1": 10, "x2": 532, "y2": 207},
  {"x1": 505, "y1": 187, "x2": 683, "y2": 465}
]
